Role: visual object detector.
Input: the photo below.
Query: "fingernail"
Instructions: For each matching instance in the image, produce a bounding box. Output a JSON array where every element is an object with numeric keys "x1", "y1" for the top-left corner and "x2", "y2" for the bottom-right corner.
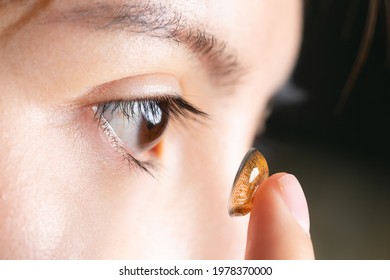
[{"x1": 278, "y1": 174, "x2": 310, "y2": 234}]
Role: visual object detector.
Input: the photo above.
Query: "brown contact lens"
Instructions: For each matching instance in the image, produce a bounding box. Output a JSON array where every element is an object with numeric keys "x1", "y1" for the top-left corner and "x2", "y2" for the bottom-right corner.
[{"x1": 228, "y1": 148, "x2": 269, "y2": 216}]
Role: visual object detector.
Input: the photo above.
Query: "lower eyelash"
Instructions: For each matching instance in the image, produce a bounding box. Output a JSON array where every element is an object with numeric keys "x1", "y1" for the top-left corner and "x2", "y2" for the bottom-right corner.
[
  {"x1": 97, "y1": 115, "x2": 154, "y2": 174},
  {"x1": 94, "y1": 95, "x2": 209, "y2": 175}
]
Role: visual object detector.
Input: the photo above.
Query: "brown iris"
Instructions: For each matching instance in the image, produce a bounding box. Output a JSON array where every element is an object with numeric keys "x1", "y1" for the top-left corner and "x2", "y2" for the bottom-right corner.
[
  {"x1": 136, "y1": 100, "x2": 169, "y2": 153},
  {"x1": 101, "y1": 100, "x2": 169, "y2": 155}
]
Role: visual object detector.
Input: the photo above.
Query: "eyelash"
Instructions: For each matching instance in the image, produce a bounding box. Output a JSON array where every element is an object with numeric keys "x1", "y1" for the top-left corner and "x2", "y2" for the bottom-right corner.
[{"x1": 94, "y1": 95, "x2": 208, "y2": 174}]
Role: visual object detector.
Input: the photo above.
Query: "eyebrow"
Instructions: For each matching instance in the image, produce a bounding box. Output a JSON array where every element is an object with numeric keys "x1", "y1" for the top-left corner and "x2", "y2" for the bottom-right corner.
[{"x1": 52, "y1": 2, "x2": 244, "y2": 87}]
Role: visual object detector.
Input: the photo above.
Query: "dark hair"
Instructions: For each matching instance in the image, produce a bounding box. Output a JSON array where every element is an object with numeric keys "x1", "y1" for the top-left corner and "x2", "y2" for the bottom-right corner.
[
  {"x1": 298, "y1": 0, "x2": 389, "y2": 110},
  {"x1": 266, "y1": 0, "x2": 390, "y2": 157}
]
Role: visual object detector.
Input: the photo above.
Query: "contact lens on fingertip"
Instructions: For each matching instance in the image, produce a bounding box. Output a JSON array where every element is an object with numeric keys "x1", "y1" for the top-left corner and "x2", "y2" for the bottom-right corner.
[{"x1": 228, "y1": 148, "x2": 269, "y2": 217}]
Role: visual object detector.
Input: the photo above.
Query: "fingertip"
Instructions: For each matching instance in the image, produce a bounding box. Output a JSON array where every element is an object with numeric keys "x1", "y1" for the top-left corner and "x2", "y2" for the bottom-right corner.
[
  {"x1": 245, "y1": 172, "x2": 314, "y2": 259},
  {"x1": 278, "y1": 174, "x2": 310, "y2": 235}
]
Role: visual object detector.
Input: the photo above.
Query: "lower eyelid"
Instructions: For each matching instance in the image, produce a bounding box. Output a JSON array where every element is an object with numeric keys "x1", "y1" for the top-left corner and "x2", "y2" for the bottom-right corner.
[
  {"x1": 90, "y1": 95, "x2": 208, "y2": 174},
  {"x1": 93, "y1": 104, "x2": 161, "y2": 173},
  {"x1": 100, "y1": 118, "x2": 121, "y2": 147}
]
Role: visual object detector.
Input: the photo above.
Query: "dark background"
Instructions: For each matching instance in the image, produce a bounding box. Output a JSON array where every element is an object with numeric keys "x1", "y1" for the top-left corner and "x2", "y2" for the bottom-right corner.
[{"x1": 255, "y1": 0, "x2": 390, "y2": 259}]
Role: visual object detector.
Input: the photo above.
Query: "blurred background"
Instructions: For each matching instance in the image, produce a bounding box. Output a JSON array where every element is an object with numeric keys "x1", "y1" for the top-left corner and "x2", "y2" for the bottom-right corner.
[{"x1": 255, "y1": 0, "x2": 390, "y2": 259}]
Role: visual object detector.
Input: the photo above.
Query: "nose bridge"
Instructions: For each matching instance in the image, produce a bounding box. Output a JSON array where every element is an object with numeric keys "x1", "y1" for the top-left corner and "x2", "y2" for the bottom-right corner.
[
  {"x1": 169, "y1": 135, "x2": 228, "y2": 213},
  {"x1": 163, "y1": 143, "x2": 248, "y2": 258}
]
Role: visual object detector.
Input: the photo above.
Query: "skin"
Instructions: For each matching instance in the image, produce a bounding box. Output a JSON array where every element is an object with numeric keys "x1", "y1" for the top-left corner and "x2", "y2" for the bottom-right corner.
[{"x1": 0, "y1": 0, "x2": 313, "y2": 259}]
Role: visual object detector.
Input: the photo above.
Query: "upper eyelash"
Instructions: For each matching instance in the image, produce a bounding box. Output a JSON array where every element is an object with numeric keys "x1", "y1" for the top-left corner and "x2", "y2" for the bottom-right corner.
[
  {"x1": 94, "y1": 95, "x2": 209, "y2": 174},
  {"x1": 95, "y1": 95, "x2": 209, "y2": 122}
]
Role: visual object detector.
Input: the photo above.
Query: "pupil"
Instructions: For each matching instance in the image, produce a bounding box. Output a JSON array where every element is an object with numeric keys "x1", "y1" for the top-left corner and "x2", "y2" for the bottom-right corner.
[{"x1": 137, "y1": 101, "x2": 169, "y2": 151}]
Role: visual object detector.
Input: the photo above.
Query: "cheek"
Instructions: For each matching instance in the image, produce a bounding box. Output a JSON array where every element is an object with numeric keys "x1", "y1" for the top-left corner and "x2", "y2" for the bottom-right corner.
[
  {"x1": 153, "y1": 99, "x2": 262, "y2": 258},
  {"x1": 0, "y1": 104, "x2": 116, "y2": 259}
]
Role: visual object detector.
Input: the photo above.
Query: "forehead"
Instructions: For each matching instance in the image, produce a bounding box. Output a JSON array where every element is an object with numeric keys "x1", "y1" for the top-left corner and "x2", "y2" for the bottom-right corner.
[
  {"x1": 1, "y1": 1, "x2": 249, "y2": 87},
  {"x1": 1, "y1": 0, "x2": 302, "y2": 100}
]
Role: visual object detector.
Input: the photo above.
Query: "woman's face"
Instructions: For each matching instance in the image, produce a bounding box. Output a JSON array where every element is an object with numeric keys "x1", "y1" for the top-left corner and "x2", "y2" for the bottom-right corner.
[{"x1": 0, "y1": 0, "x2": 301, "y2": 259}]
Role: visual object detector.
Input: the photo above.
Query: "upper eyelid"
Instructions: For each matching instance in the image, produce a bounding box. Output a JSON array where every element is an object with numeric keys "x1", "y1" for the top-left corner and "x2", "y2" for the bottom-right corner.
[{"x1": 80, "y1": 74, "x2": 183, "y2": 105}]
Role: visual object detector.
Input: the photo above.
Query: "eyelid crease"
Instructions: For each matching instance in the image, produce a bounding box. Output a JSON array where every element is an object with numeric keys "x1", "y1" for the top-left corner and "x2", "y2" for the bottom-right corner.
[{"x1": 80, "y1": 74, "x2": 183, "y2": 102}]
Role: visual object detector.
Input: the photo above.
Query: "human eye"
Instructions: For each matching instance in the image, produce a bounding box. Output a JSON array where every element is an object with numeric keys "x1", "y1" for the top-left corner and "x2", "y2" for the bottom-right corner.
[{"x1": 93, "y1": 95, "x2": 208, "y2": 174}]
